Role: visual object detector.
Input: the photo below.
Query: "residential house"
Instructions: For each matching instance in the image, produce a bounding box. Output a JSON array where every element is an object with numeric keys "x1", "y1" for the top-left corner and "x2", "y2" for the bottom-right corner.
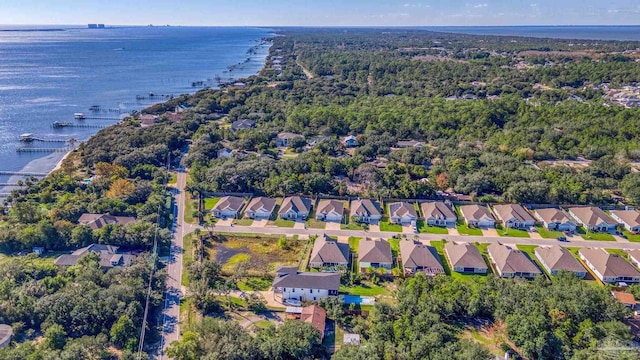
[
  {"x1": 139, "y1": 114, "x2": 159, "y2": 127},
  {"x1": 211, "y1": 196, "x2": 245, "y2": 219},
  {"x1": 54, "y1": 244, "x2": 136, "y2": 268},
  {"x1": 534, "y1": 208, "x2": 577, "y2": 231},
  {"x1": 388, "y1": 202, "x2": 418, "y2": 225},
  {"x1": 399, "y1": 240, "x2": 444, "y2": 275},
  {"x1": 78, "y1": 213, "x2": 136, "y2": 230},
  {"x1": 315, "y1": 199, "x2": 344, "y2": 222},
  {"x1": 244, "y1": 197, "x2": 277, "y2": 219},
  {"x1": 460, "y1": 205, "x2": 496, "y2": 228},
  {"x1": 568, "y1": 207, "x2": 618, "y2": 232},
  {"x1": 487, "y1": 243, "x2": 541, "y2": 278},
  {"x1": 309, "y1": 234, "x2": 349, "y2": 269},
  {"x1": 300, "y1": 305, "x2": 327, "y2": 340},
  {"x1": 358, "y1": 238, "x2": 393, "y2": 273},
  {"x1": 444, "y1": 242, "x2": 488, "y2": 274},
  {"x1": 350, "y1": 199, "x2": 382, "y2": 224},
  {"x1": 578, "y1": 248, "x2": 640, "y2": 283},
  {"x1": 217, "y1": 147, "x2": 233, "y2": 159},
  {"x1": 279, "y1": 196, "x2": 312, "y2": 220},
  {"x1": 534, "y1": 246, "x2": 587, "y2": 278},
  {"x1": 396, "y1": 140, "x2": 425, "y2": 148},
  {"x1": 628, "y1": 249, "x2": 640, "y2": 268},
  {"x1": 611, "y1": 291, "x2": 637, "y2": 309},
  {"x1": 492, "y1": 204, "x2": 535, "y2": 229},
  {"x1": 276, "y1": 132, "x2": 304, "y2": 147},
  {"x1": 308, "y1": 136, "x2": 330, "y2": 148},
  {"x1": 611, "y1": 210, "x2": 640, "y2": 233},
  {"x1": 272, "y1": 266, "x2": 340, "y2": 303},
  {"x1": 231, "y1": 119, "x2": 256, "y2": 131},
  {"x1": 420, "y1": 201, "x2": 456, "y2": 227},
  {"x1": 343, "y1": 135, "x2": 357, "y2": 148}
]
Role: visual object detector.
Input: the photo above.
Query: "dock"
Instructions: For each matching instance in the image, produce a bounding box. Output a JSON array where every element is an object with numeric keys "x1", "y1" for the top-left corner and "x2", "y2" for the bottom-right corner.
[
  {"x1": 78, "y1": 116, "x2": 121, "y2": 120},
  {"x1": 0, "y1": 171, "x2": 47, "y2": 177},
  {"x1": 53, "y1": 122, "x2": 106, "y2": 129},
  {"x1": 16, "y1": 147, "x2": 70, "y2": 153}
]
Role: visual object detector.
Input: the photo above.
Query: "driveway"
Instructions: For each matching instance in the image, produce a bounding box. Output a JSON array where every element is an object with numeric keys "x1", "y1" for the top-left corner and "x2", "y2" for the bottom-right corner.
[
  {"x1": 529, "y1": 232, "x2": 543, "y2": 240},
  {"x1": 448, "y1": 227, "x2": 460, "y2": 236},
  {"x1": 482, "y1": 228, "x2": 500, "y2": 237},
  {"x1": 614, "y1": 235, "x2": 630, "y2": 243},
  {"x1": 325, "y1": 222, "x2": 342, "y2": 231},
  {"x1": 369, "y1": 224, "x2": 380, "y2": 232},
  {"x1": 217, "y1": 218, "x2": 234, "y2": 226},
  {"x1": 251, "y1": 219, "x2": 268, "y2": 228},
  {"x1": 402, "y1": 225, "x2": 417, "y2": 234},
  {"x1": 294, "y1": 220, "x2": 306, "y2": 229}
]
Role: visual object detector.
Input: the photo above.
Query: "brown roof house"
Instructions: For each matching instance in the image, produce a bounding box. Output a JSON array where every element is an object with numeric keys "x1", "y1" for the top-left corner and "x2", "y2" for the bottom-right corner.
[
  {"x1": 568, "y1": 207, "x2": 618, "y2": 233},
  {"x1": 610, "y1": 210, "x2": 640, "y2": 233},
  {"x1": 273, "y1": 266, "x2": 340, "y2": 304},
  {"x1": 300, "y1": 305, "x2": 327, "y2": 340},
  {"x1": 487, "y1": 243, "x2": 541, "y2": 278},
  {"x1": 421, "y1": 202, "x2": 456, "y2": 227},
  {"x1": 211, "y1": 196, "x2": 245, "y2": 219},
  {"x1": 388, "y1": 202, "x2": 418, "y2": 225},
  {"x1": 534, "y1": 246, "x2": 587, "y2": 278},
  {"x1": 492, "y1": 204, "x2": 535, "y2": 229},
  {"x1": 460, "y1": 205, "x2": 496, "y2": 228},
  {"x1": 358, "y1": 238, "x2": 393, "y2": 273},
  {"x1": 54, "y1": 244, "x2": 136, "y2": 268},
  {"x1": 350, "y1": 199, "x2": 382, "y2": 224},
  {"x1": 579, "y1": 248, "x2": 640, "y2": 283},
  {"x1": 399, "y1": 240, "x2": 444, "y2": 275},
  {"x1": 611, "y1": 291, "x2": 637, "y2": 309},
  {"x1": 78, "y1": 213, "x2": 136, "y2": 230},
  {"x1": 444, "y1": 242, "x2": 488, "y2": 274},
  {"x1": 533, "y1": 208, "x2": 577, "y2": 232},
  {"x1": 244, "y1": 197, "x2": 277, "y2": 219},
  {"x1": 309, "y1": 234, "x2": 349, "y2": 270},
  {"x1": 139, "y1": 114, "x2": 159, "y2": 127},
  {"x1": 627, "y1": 249, "x2": 640, "y2": 269},
  {"x1": 315, "y1": 199, "x2": 344, "y2": 222},
  {"x1": 279, "y1": 196, "x2": 312, "y2": 220}
]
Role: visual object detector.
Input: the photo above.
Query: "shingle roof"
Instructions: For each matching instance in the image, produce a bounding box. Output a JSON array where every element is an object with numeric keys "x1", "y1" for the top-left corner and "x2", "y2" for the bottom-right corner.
[
  {"x1": 245, "y1": 197, "x2": 277, "y2": 213},
  {"x1": 231, "y1": 119, "x2": 256, "y2": 131},
  {"x1": 310, "y1": 235, "x2": 349, "y2": 265},
  {"x1": 535, "y1": 246, "x2": 585, "y2": 273},
  {"x1": 493, "y1": 204, "x2": 535, "y2": 223},
  {"x1": 78, "y1": 213, "x2": 136, "y2": 230},
  {"x1": 350, "y1": 199, "x2": 382, "y2": 218},
  {"x1": 444, "y1": 242, "x2": 488, "y2": 270},
  {"x1": 212, "y1": 196, "x2": 245, "y2": 212},
  {"x1": 488, "y1": 243, "x2": 541, "y2": 275},
  {"x1": 388, "y1": 202, "x2": 417, "y2": 218},
  {"x1": 54, "y1": 244, "x2": 136, "y2": 268},
  {"x1": 277, "y1": 132, "x2": 303, "y2": 140},
  {"x1": 399, "y1": 240, "x2": 443, "y2": 272},
  {"x1": 358, "y1": 238, "x2": 393, "y2": 264},
  {"x1": 316, "y1": 200, "x2": 344, "y2": 217},
  {"x1": 568, "y1": 207, "x2": 617, "y2": 227},
  {"x1": 579, "y1": 248, "x2": 640, "y2": 278},
  {"x1": 612, "y1": 291, "x2": 636, "y2": 306},
  {"x1": 627, "y1": 249, "x2": 640, "y2": 263},
  {"x1": 279, "y1": 196, "x2": 312, "y2": 215},
  {"x1": 611, "y1": 210, "x2": 640, "y2": 228},
  {"x1": 272, "y1": 269, "x2": 340, "y2": 290},
  {"x1": 534, "y1": 208, "x2": 574, "y2": 225},
  {"x1": 460, "y1": 205, "x2": 495, "y2": 222},
  {"x1": 420, "y1": 202, "x2": 456, "y2": 220},
  {"x1": 301, "y1": 305, "x2": 327, "y2": 338}
]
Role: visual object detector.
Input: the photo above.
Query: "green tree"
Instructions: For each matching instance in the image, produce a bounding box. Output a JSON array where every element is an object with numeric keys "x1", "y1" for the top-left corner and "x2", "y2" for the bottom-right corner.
[
  {"x1": 110, "y1": 314, "x2": 137, "y2": 349},
  {"x1": 43, "y1": 323, "x2": 67, "y2": 350}
]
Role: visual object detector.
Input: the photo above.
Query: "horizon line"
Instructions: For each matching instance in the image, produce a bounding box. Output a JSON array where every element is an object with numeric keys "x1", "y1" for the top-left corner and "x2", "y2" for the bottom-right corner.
[{"x1": 2, "y1": 24, "x2": 640, "y2": 28}]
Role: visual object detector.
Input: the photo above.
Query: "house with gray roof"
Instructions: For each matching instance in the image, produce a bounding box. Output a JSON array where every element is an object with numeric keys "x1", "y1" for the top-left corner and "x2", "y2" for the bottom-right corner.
[
  {"x1": 534, "y1": 208, "x2": 577, "y2": 231},
  {"x1": 211, "y1": 196, "x2": 245, "y2": 219},
  {"x1": 421, "y1": 202, "x2": 456, "y2": 227},
  {"x1": 492, "y1": 204, "x2": 535, "y2": 229},
  {"x1": 54, "y1": 244, "x2": 136, "y2": 269},
  {"x1": 534, "y1": 246, "x2": 586, "y2": 278},
  {"x1": 487, "y1": 243, "x2": 541, "y2": 278},
  {"x1": 628, "y1": 249, "x2": 640, "y2": 269},
  {"x1": 343, "y1": 135, "x2": 357, "y2": 148},
  {"x1": 231, "y1": 119, "x2": 256, "y2": 131},
  {"x1": 579, "y1": 248, "x2": 640, "y2": 283},
  {"x1": 358, "y1": 238, "x2": 393, "y2": 273},
  {"x1": 350, "y1": 199, "x2": 382, "y2": 224},
  {"x1": 460, "y1": 205, "x2": 495, "y2": 228},
  {"x1": 399, "y1": 240, "x2": 444, "y2": 275},
  {"x1": 396, "y1": 140, "x2": 425, "y2": 148},
  {"x1": 279, "y1": 196, "x2": 312, "y2": 220},
  {"x1": 309, "y1": 234, "x2": 349, "y2": 269},
  {"x1": 273, "y1": 266, "x2": 340, "y2": 303},
  {"x1": 444, "y1": 242, "x2": 488, "y2": 274},
  {"x1": 568, "y1": 207, "x2": 618, "y2": 233},
  {"x1": 78, "y1": 213, "x2": 136, "y2": 230},
  {"x1": 611, "y1": 210, "x2": 640, "y2": 233},
  {"x1": 315, "y1": 199, "x2": 344, "y2": 222},
  {"x1": 276, "y1": 132, "x2": 304, "y2": 147},
  {"x1": 388, "y1": 202, "x2": 418, "y2": 225},
  {"x1": 244, "y1": 197, "x2": 277, "y2": 219}
]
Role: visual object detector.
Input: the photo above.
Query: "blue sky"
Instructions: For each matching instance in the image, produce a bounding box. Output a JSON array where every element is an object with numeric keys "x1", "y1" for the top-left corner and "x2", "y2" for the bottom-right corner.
[{"x1": 2, "y1": 0, "x2": 639, "y2": 26}]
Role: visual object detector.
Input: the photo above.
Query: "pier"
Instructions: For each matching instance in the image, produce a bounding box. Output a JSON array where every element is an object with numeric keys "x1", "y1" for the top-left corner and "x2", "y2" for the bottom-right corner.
[
  {"x1": 0, "y1": 171, "x2": 47, "y2": 177},
  {"x1": 79, "y1": 116, "x2": 121, "y2": 120},
  {"x1": 16, "y1": 147, "x2": 70, "y2": 153},
  {"x1": 0, "y1": 183, "x2": 27, "y2": 187},
  {"x1": 53, "y1": 122, "x2": 106, "y2": 129}
]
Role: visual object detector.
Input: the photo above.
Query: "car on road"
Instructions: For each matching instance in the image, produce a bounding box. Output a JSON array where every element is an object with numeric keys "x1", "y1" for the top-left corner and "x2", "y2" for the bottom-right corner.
[{"x1": 557, "y1": 236, "x2": 567, "y2": 242}]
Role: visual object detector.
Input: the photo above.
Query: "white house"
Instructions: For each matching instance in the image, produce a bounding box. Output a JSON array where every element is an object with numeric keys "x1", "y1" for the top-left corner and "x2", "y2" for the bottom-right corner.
[
  {"x1": 279, "y1": 196, "x2": 312, "y2": 220},
  {"x1": 388, "y1": 202, "x2": 418, "y2": 225},
  {"x1": 343, "y1": 135, "x2": 357, "y2": 148},
  {"x1": 568, "y1": 207, "x2": 618, "y2": 233},
  {"x1": 627, "y1": 250, "x2": 640, "y2": 269},
  {"x1": 315, "y1": 199, "x2": 344, "y2": 222},
  {"x1": 534, "y1": 208, "x2": 577, "y2": 231},
  {"x1": 579, "y1": 248, "x2": 640, "y2": 283},
  {"x1": 534, "y1": 246, "x2": 587, "y2": 278},
  {"x1": 420, "y1": 201, "x2": 456, "y2": 227},
  {"x1": 350, "y1": 199, "x2": 382, "y2": 224},
  {"x1": 492, "y1": 204, "x2": 535, "y2": 229},
  {"x1": 244, "y1": 197, "x2": 277, "y2": 219},
  {"x1": 276, "y1": 132, "x2": 304, "y2": 147},
  {"x1": 460, "y1": 205, "x2": 495, "y2": 228},
  {"x1": 610, "y1": 210, "x2": 640, "y2": 233},
  {"x1": 273, "y1": 266, "x2": 340, "y2": 303},
  {"x1": 444, "y1": 242, "x2": 488, "y2": 274},
  {"x1": 487, "y1": 243, "x2": 541, "y2": 278},
  {"x1": 211, "y1": 196, "x2": 245, "y2": 219}
]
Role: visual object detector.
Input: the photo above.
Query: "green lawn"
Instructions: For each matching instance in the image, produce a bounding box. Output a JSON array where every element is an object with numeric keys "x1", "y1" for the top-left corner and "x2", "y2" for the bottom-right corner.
[
  {"x1": 306, "y1": 219, "x2": 326, "y2": 229},
  {"x1": 535, "y1": 226, "x2": 564, "y2": 239},
  {"x1": 233, "y1": 218, "x2": 254, "y2": 226},
  {"x1": 428, "y1": 240, "x2": 451, "y2": 276},
  {"x1": 237, "y1": 278, "x2": 272, "y2": 291},
  {"x1": 515, "y1": 244, "x2": 549, "y2": 277},
  {"x1": 417, "y1": 220, "x2": 449, "y2": 234},
  {"x1": 168, "y1": 173, "x2": 177, "y2": 185},
  {"x1": 184, "y1": 196, "x2": 200, "y2": 224},
  {"x1": 380, "y1": 218, "x2": 402, "y2": 232},
  {"x1": 388, "y1": 238, "x2": 400, "y2": 257},
  {"x1": 182, "y1": 232, "x2": 195, "y2": 286},
  {"x1": 204, "y1": 197, "x2": 221, "y2": 211},
  {"x1": 270, "y1": 218, "x2": 296, "y2": 228},
  {"x1": 226, "y1": 253, "x2": 252, "y2": 267},
  {"x1": 496, "y1": 225, "x2": 530, "y2": 238},
  {"x1": 456, "y1": 224, "x2": 483, "y2": 236},
  {"x1": 252, "y1": 320, "x2": 272, "y2": 330},
  {"x1": 339, "y1": 283, "x2": 389, "y2": 296},
  {"x1": 605, "y1": 248, "x2": 628, "y2": 258},
  {"x1": 622, "y1": 229, "x2": 640, "y2": 243},
  {"x1": 577, "y1": 227, "x2": 615, "y2": 241},
  {"x1": 341, "y1": 222, "x2": 366, "y2": 230},
  {"x1": 348, "y1": 237, "x2": 362, "y2": 253}
]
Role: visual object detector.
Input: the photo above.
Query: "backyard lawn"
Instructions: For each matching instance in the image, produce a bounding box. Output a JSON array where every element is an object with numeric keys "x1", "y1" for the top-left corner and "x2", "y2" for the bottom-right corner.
[
  {"x1": 535, "y1": 226, "x2": 564, "y2": 239},
  {"x1": 204, "y1": 197, "x2": 221, "y2": 211},
  {"x1": 417, "y1": 220, "x2": 449, "y2": 234},
  {"x1": 577, "y1": 227, "x2": 615, "y2": 241},
  {"x1": 339, "y1": 283, "x2": 389, "y2": 296},
  {"x1": 380, "y1": 218, "x2": 402, "y2": 232},
  {"x1": 496, "y1": 225, "x2": 530, "y2": 238},
  {"x1": 348, "y1": 237, "x2": 362, "y2": 253}
]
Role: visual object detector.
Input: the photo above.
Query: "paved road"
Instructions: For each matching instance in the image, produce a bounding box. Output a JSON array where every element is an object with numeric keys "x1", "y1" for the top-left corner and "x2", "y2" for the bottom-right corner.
[{"x1": 159, "y1": 170, "x2": 187, "y2": 358}]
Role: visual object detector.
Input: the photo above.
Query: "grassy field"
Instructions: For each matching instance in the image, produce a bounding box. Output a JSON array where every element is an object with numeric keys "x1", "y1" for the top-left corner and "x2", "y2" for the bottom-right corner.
[
  {"x1": 204, "y1": 197, "x2": 221, "y2": 211},
  {"x1": 535, "y1": 226, "x2": 564, "y2": 239},
  {"x1": 623, "y1": 229, "x2": 640, "y2": 243},
  {"x1": 269, "y1": 218, "x2": 296, "y2": 228},
  {"x1": 339, "y1": 283, "x2": 389, "y2": 296},
  {"x1": 348, "y1": 237, "x2": 362, "y2": 253},
  {"x1": 496, "y1": 225, "x2": 530, "y2": 238},
  {"x1": 184, "y1": 196, "x2": 200, "y2": 224},
  {"x1": 182, "y1": 232, "x2": 195, "y2": 286},
  {"x1": 306, "y1": 219, "x2": 326, "y2": 229},
  {"x1": 417, "y1": 220, "x2": 449, "y2": 234},
  {"x1": 388, "y1": 238, "x2": 400, "y2": 258},
  {"x1": 577, "y1": 227, "x2": 615, "y2": 241},
  {"x1": 237, "y1": 278, "x2": 272, "y2": 291},
  {"x1": 233, "y1": 218, "x2": 254, "y2": 226},
  {"x1": 380, "y1": 218, "x2": 402, "y2": 232}
]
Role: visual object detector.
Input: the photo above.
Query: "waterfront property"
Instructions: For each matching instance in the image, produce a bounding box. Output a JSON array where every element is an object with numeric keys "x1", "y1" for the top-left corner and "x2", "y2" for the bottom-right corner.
[
  {"x1": 534, "y1": 245, "x2": 587, "y2": 278},
  {"x1": 444, "y1": 242, "x2": 488, "y2": 274},
  {"x1": 315, "y1": 199, "x2": 344, "y2": 222},
  {"x1": 568, "y1": 207, "x2": 618, "y2": 233},
  {"x1": 350, "y1": 199, "x2": 382, "y2": 224},
  {"x1": 610, "y1": 210, "x2": 640, "y2": 233},
  {"x1": 492, "y1": 204, "x2": 535, "y2": 229},
  {"x1": 487, "y1": 243, "x2": 541, "y2": 278},
  {"x1": 534, "y1": 208, "x2": 577, "y2": 231},
  {"x1": 460, "y1": 204, "x2": 496, "y2": 228},
  {"x1": 358, "y1": 238, "x2": 393, "y2": 273},
  {"x1": 278, "y1": 196, "x2": 313, "y2": 220},
  {"x1": 420, "y1": 201, "x2": 456, "y2": 227},
  {"x1": 578, "y1": 248, "x2": 640, "y2": 283},
  {"x1": 272, "y1": 266, "x2": 340, "y2": 303},
  {"x1": 78, "y1": 213, "x2": 136, "y2": 230},
  {"x1": 211, "y1": 196, "x2": 245, "y2": 219},
  {"x1": 309, "y1": 234, "x2": 349, "y2": 269},
  {"x1": 388, "y1": 202, "x2": 418, "y2": 225},
  {"x1": 244, "y1": 197, "x2": 277, "y2": 219},
  {"x1": 399, "y1": 240, "x2": 444, "y2": 275},
  {"x1": 54, "y1": 244, "x2": 136, "y2": 268}
]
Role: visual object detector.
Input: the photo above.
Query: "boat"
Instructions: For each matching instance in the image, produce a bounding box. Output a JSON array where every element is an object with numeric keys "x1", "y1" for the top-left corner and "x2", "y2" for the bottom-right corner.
[
  {"x1": 74, "y1": 113, "x2": 86, "y2": 119},
  {"x1": 19, "y1": 133, "x2": 34, "y2": 142},
  {"x1": 89, "y1": 105, "x2": 101, "y2": 111},
  {"x1": 52, "y1": 121, "x2": 72, "y2": 128}
]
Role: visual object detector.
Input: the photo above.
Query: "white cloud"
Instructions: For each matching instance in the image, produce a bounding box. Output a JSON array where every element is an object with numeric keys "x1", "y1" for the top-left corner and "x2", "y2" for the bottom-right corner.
[{"x1": 473, "y1": 3, "x2": 488, "y2": 8}]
